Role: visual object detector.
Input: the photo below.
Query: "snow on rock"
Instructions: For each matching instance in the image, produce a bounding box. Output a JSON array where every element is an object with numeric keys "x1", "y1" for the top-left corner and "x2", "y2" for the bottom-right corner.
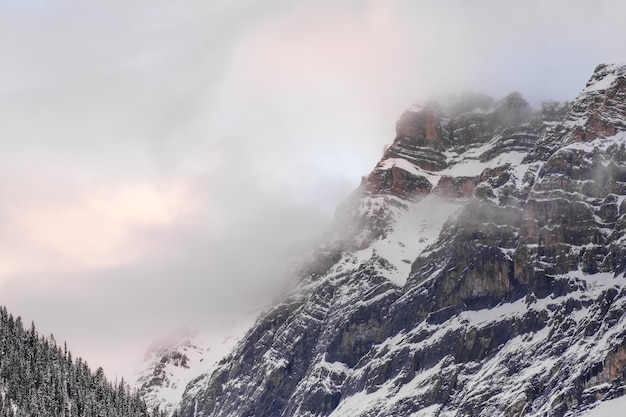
[
  {"x1": 581, "y1": 63, "x2": 626, "y2": 94},
  {"x1": 174, "y1": 64, "x2": 626, "y2": 417},
  {"x1": 133, "y1": 316, "x2": 256, "y2": 416},
  {"x1": 355, "y1": 196, "x2": 463, "y2": 286}
]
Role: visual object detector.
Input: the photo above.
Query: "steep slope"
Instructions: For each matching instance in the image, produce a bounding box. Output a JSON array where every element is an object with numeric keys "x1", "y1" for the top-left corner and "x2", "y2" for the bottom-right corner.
[
  {"x1": 0, "y1": 306, "x2": 160, "y2": 417},
  {"x1": 134, "y1": 318, "x2": 256, "y2": 416},
  {"x1": 177, "y1": 63, "x2": 626, "y2": 417},
  {"x1": 135, "y1": 330, "x2": 208, "y2": 416}
]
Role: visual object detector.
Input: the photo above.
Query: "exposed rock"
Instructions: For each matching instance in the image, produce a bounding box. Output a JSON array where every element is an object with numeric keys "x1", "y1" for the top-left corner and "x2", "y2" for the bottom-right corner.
[
  {"x1": 432, "y1": 176, "x2": 476, "y2": 198},
  {"x1": 365, "y1": 165, "x2": 432, "y2": 198},
  {"x1": 176, "y1": 63, "x2": 626, "y2": 417}
]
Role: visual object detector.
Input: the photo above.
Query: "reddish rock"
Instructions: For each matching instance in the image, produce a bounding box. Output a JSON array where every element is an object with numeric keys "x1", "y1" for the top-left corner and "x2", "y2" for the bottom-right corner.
[
  {"x1": 364, "y1": 166, "x2": 432, "y2": 199},
  {"x1": 574, "y1": 113, "x2": 617, "y2": 142},
  {"x1": 395, "y1": 107, "x2": 444, "y2": 144},
  {"x1": 382, "y1": 105, "x2": 449, "y2": 173},
  {"x1": 432, "y1": 176, "x2": 476, "y2": 198}
]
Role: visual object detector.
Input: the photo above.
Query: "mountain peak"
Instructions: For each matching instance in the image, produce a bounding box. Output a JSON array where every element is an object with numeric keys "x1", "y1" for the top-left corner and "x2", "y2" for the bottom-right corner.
[
  {"x1": 173, "y1": 64, "x2": 626, "y2": 417},
  {"x1": 526, "y1": 62, "x2": 626, "y2": 163},
  {"x1": 583, "y1": 62, "x2": 626, "y2": 94},
  {"x1": 571, "y1": 62, "x2": 626, "y2": 142},
  {"x1": 363, "y1": 91, "x2": 548, "y2": 201}
]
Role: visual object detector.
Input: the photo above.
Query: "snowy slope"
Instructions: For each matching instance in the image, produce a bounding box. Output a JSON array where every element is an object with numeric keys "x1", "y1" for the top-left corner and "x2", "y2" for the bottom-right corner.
[
  {"x1": 134, "y1": 317, "x2": 256, "y2": 416},
  {"x1": 579, "y1": 395, "x2": 626, "y2": 417},
  {"x1": 324, "y1": 195, "x2": 464, "y2": 286}
]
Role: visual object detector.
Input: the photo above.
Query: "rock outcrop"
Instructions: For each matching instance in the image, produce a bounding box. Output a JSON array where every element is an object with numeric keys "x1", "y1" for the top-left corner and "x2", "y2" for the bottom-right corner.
[
  {"x1": 135, "y1": 330, "x2": 206, "y2": 416},
  {"x1": 176, "y1": 63, "x2": 626, "y2": 417}
]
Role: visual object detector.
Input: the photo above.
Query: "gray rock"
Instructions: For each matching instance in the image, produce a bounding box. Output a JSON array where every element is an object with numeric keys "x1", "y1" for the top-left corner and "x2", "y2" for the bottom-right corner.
[{"x1": 176, "y1": 63, "x2": 626, "y2": 417}]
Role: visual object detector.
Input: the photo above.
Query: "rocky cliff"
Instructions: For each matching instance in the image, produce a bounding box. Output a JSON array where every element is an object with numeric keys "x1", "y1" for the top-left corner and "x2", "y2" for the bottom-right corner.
[{"x1": 176, "y1": 63, "x2": 626, "y2": 417}]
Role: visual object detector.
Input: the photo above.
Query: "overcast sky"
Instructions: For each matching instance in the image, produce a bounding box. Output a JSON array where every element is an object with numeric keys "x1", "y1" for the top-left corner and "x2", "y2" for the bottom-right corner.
[{"x1": 1, "y1": 0, "x2": 626, "y2": 381}]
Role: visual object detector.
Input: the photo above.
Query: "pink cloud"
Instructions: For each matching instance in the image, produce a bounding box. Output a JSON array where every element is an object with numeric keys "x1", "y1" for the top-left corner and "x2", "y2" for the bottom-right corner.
[{"x1": 0, "y1": 179, "x2": 193, "y2": 283}]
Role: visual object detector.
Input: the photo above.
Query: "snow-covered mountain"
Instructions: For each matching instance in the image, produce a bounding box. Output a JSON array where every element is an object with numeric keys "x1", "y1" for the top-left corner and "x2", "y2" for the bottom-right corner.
[
  {"x1": 133, "y1": 318, "x2": 255, "y2": 416},
  {"x1": 172, "y1": 63, "x2": 626, "y2": 417}
]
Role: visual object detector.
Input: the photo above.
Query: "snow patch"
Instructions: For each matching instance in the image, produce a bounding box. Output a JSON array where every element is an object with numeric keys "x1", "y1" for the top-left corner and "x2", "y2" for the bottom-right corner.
[
  {"x1": 579, "y1": 394, "x2": 626, "y2": 417},
  {"x1": 441, "y1": 151, "x2": 526, "y2": 177},
  {"x1": 378, "y1": 157, "x2": 441, "y2": 187},
  {"x1": 357, "y1": 195, "x2": 464, "y2": 285},
  {"x1": 583, "y1": 72, "x2": 618, "y2": 94}
]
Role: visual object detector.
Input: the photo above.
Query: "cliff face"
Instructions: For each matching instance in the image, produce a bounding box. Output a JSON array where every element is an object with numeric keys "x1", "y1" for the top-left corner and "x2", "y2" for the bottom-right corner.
[{"x1": 177, "y1": 63, "x2": 626, "y2": 417}]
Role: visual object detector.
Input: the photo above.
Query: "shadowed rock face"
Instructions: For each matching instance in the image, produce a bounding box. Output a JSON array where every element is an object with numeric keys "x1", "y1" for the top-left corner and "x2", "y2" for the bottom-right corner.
[
  {"x1": 432, "y1": 176, "x2": 476, "y2": 198},
  {"x1": 514, "y1": 64, "x2": 626, "y2": 283},
  {"x1": 176, "y1": 64, "x2": 626, "y2": 417}
]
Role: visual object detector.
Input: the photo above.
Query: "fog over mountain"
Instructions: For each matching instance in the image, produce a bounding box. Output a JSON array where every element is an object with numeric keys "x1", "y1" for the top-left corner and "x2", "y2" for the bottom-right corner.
[{"x1": 1, "y1": 0, "x2": 626, "y2": 380}]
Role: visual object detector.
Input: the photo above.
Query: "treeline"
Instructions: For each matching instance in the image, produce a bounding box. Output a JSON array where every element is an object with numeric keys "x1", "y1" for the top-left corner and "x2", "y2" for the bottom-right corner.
[{"x1": 0, "y1": 306, "x2": 165, "y2": 417}]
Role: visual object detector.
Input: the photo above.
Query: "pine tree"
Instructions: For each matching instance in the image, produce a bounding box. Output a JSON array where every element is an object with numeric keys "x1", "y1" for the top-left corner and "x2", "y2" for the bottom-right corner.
[{"x1": 0, "y1": 305, "x2": 165, "y2": 417}]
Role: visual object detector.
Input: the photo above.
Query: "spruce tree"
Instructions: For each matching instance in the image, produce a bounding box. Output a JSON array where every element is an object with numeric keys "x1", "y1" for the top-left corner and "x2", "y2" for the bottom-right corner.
[{"x1": 0, "y1": 306, "x2": 165, "y2": 417}]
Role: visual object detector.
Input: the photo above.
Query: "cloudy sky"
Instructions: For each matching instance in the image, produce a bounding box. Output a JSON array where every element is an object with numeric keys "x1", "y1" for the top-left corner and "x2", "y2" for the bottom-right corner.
[{"x1": 1, "y1": 0, "x2": 626, "y2": 380}]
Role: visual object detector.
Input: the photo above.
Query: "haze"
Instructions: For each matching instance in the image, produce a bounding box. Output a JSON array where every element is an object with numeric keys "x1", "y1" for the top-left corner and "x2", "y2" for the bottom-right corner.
[{"x1": 1, "y1": 0, "x2": 625, "y2": 380}]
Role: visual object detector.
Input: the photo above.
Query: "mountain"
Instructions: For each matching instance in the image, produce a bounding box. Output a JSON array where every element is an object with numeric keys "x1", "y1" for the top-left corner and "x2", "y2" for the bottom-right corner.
[
  {"x1": 134, "y1": 329, "x2": 207, "y2": 416},
  {"x1": 133, "y1": 319, "x2": 255, "y2": 416},
  {"x1": 0, "y1": 306, "x2": 161, "y2": 417},
  {"x1": 176, "y1": 63, "x2": 626, "y2": 417}
]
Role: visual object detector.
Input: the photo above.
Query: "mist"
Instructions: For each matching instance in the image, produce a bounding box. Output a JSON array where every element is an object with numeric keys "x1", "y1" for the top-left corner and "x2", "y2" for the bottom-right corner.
[{"x1": 1, "y1": 0, "x2": 626, "y2": 379}]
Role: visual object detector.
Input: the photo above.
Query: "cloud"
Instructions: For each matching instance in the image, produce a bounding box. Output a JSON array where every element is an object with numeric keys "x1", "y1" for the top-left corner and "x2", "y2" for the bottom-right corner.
[
  {"x1": 0, "y1": 173, "x2": 192, "y2": 281},
  {"x1": 3, "y1": 0, "x2": 626, "y2": 381}
]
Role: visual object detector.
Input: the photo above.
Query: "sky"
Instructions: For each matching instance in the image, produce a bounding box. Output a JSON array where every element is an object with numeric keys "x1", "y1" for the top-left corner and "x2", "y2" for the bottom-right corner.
[{"x1": 1, "y1": 0, "x2": 626, "y2": 381}]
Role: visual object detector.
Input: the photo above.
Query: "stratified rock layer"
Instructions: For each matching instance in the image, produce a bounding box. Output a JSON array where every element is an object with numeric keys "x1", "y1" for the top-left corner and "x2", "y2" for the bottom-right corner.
[{"x1": 177, "y1": 64, "x2": 626, "y2": 417}]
